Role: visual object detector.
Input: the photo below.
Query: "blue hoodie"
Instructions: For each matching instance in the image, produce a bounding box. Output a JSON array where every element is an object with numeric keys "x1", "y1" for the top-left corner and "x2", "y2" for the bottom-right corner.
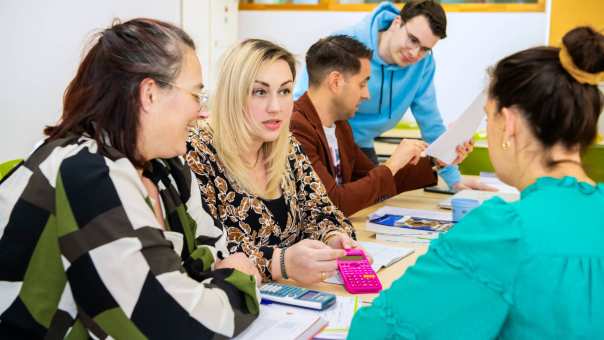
[{"x1": 294, "y1": 1, "x2": 460, "y2": 187}]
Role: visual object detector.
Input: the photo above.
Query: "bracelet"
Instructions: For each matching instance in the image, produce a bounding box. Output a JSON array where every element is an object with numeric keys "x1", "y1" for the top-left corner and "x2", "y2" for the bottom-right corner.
[{"x1": 280, "y1": 247, "x2": 289, "y2": 280}]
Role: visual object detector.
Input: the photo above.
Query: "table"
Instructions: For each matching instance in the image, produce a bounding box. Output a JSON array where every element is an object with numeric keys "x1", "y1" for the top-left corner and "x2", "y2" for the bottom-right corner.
[{"x1": 297, "y1": 187, "x2": 452, "y2": 302}]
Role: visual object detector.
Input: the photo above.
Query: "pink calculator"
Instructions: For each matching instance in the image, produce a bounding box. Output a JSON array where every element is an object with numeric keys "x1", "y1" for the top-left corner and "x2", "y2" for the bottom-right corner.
[{"x1": 337, "y1": 249, "x2": 382, "y2": 294}]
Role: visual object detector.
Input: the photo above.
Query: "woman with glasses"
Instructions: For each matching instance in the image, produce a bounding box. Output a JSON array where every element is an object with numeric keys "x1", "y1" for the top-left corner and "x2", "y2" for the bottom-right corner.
[
  {"x1": 295, "y1": 0, "x2": 492, "y2": 192},
  {"x1": 0, "y1": 18, "x2": 261, "y2": 339},
  {"x1": 160, "y1": 80, "x2": 210, "y2": 120},
  {"x1": 349, "y1": 26, "x2": 604, "y2": 339},
  {"x1": 186, "y1": 39, "x2": 359, "y2": 285}
]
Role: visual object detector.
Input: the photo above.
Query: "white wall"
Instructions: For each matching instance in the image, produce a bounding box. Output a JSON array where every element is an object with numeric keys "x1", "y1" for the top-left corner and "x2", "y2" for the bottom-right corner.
[
  {"x1": 0, "y1": 0, "x2": 181, "y2": 161},
  {"x1": 2, "y1": 3, "x2": 599, "y2": 162},
  {"x1": 239, "y1": 10, "x2": 547, "y2": 126},
  {"x1": 182, "y1": 0, "x2": 239, "y2": 89}
]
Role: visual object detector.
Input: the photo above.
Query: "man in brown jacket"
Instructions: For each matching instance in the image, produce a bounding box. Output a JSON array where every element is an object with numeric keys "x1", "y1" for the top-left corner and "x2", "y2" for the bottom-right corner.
[{"x1": 291, "y1": 35, "x2": 440, "y2": 216}]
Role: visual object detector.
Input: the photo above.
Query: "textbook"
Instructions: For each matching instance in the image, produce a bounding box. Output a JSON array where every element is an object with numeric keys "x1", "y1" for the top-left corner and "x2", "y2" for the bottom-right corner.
[
  {"x1": 366, "y1": 210, "x2": 453, "y2": 236},
  {"x1": 376, "y1": 233, "x2": 434, "y2": 244}
]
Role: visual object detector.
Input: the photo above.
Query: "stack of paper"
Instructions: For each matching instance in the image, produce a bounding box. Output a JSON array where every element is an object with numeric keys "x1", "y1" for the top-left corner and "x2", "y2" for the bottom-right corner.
[{"x1": 366, "y1": 207, "x2": 453, "y2": 244}]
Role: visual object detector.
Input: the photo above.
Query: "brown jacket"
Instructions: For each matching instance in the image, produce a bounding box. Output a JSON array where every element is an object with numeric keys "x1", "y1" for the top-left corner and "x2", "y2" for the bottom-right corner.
[{"x1": 291, "y1": 92, "x2": 437, "y2": 216}]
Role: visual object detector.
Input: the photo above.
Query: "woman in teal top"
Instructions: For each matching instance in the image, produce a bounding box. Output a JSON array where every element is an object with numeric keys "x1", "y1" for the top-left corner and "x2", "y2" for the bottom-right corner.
[{"x1": 349, "y1": 26, "x2": 604, "y2": 339}]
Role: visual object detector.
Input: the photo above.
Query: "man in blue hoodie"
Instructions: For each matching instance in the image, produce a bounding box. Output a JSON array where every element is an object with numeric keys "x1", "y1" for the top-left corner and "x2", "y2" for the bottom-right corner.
[{"x1": 294, "y1": 0, "x2": 486, "y2": 190}]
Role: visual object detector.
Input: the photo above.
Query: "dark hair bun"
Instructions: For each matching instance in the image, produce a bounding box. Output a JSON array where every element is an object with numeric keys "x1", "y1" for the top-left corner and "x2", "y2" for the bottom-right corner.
[
  {"x1": 562, "y1": 26, "x2": 604, "y2": 74},
  {"x1": 488, "y1": 26, "x2": 603, "y2": 156}
]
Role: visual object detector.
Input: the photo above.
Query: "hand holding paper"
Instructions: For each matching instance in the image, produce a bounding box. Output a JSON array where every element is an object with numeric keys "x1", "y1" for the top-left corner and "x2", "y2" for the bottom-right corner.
[{"x1": 426, "y1": 91, "x2": 486, "y2": 164}]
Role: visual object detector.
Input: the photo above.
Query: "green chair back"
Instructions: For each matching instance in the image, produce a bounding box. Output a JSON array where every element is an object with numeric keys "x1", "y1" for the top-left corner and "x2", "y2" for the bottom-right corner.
[{"x1": 0, "y1": 159, "x2": 23, "y2": 181}]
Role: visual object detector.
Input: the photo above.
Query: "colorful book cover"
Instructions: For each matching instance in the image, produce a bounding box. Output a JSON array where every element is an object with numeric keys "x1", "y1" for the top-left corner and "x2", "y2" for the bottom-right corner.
[{"x1": 369, "y1": 214, "x2": 453, "y2": 233}]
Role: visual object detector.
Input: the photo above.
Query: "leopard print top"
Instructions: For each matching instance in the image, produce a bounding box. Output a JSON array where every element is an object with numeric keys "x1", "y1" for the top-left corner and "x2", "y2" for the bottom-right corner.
[{"x1": 186, "y1": 125, "x2": 355, "y2": 281}]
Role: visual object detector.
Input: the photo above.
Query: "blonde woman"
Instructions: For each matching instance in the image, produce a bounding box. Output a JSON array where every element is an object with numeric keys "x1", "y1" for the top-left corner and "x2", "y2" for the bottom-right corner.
[{"x1": 186, "y1": 39, "x2": 358, "y2": 285}]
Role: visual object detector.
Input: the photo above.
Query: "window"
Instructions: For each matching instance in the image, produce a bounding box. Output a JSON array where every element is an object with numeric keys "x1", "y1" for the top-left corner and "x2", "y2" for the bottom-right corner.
[{"x1": 240, "y1": 0, "x2": 544, "y2": 11}]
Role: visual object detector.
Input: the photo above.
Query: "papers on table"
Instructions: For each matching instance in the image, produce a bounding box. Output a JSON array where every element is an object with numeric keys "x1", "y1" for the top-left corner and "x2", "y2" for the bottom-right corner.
[
  {"x1": 426, "y1": 90, "x2": 486, "y2": 164},
  {"x1": 234, "y1": 303, "x2": 327, "y2": 340},
  {"x1": 438, "y1": 189, "x2": 520, "y2": 209},
  {"x1": 314, "y1": 296, "x2": 362, "y2": 339},
  {"x1": 438, "y1": 173, "x2": 520, "y2": 209},
  {"x1": 235, "y1": 296, "x2": 362, "y2": 340},
  {"x1": 324, "y1": 241, "x2": 414, "y2": 285},
  {"x1": 478, "y1": 172, "x2": 519, "y2": 194}
]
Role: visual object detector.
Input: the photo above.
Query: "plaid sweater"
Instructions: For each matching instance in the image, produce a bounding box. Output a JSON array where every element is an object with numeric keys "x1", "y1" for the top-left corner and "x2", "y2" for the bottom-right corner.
[{"x1": 0, "y1": 134, "x2": 259, "y2": 339}]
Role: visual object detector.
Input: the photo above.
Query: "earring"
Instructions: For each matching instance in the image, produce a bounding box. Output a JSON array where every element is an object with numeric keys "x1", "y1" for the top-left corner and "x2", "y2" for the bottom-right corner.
[{"x1": 502, "y1": 140, "x2": 511, "y2": 150}]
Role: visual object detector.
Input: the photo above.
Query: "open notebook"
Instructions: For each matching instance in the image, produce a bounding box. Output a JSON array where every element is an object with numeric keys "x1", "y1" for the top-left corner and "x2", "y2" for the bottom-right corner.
[
  {"x1": 234, "y1": 303, "x2": 327, "y2": 340},
  {"x1": 324, "y1": 241, "x2": 414, "y2": 285},
  {"x1": 235, "y1": 296, "x2": 361, "y2": 340}
]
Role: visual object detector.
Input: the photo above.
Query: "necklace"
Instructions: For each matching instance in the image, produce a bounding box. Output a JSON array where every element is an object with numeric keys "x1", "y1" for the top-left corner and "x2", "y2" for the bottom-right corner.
[{"x1": 546, "y1": 158, "x2": 582, "y2": 168}]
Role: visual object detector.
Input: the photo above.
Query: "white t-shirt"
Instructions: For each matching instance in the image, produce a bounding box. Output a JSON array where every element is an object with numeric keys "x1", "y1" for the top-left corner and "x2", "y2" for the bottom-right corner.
[{"x1": 323, "y1": 125, "x2": 342, "y2": 185}]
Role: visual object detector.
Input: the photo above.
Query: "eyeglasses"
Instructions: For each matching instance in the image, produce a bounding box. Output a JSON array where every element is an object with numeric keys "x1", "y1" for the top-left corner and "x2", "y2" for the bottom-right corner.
[
  {"x1": 402, "y1": 24, "x2": 432, "y2": 56},
  {"x1": 161, "y1": 80, "x2": 209, "y2": 110}
]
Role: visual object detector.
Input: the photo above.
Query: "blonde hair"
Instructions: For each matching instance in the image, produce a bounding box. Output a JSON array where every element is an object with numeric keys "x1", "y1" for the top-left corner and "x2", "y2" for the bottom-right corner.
[{"x1": 210, "y1": 39, "x2": 296, "y2": 199}]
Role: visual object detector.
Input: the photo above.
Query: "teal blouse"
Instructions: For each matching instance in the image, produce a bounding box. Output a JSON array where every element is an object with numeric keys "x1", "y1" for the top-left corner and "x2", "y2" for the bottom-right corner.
[{"x1": 349, "y1": 176, "x2": 604, "y2": 339}]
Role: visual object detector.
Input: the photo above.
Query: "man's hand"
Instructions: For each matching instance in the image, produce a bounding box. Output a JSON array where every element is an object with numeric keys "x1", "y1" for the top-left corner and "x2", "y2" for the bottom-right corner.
[{"x1": 384, "y1": 139, "x2": 428, "y2": 175}]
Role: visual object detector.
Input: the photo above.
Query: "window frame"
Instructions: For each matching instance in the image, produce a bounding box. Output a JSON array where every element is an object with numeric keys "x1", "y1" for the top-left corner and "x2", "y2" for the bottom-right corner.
[{"x1": 239, "y1": 0, "x2": 545, "y2": 12}]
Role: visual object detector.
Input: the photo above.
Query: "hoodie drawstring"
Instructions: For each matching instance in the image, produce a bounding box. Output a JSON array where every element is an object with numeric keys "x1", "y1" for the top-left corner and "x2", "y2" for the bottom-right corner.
[
  {"x1": 378, "y1": 65, "x2": 384, "y2": 114},
  {"x1": 378, "y1": 66, "x2": 394, "y2": 119},
  {"x1": 388, "y1": 71, "x2": 393, "y2": 119}
]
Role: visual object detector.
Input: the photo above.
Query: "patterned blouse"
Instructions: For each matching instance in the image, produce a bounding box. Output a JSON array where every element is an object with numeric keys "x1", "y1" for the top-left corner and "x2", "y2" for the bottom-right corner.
[
  {"x1": 0, "y1": 134, "x2": 259, "y2": 339},
  {"x1": 186, "y1": 125, "x2": 355, "y2": 281}
]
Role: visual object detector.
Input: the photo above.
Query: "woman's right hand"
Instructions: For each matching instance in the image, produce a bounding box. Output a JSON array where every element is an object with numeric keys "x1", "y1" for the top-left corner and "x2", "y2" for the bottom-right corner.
[
  {"x1": 284, "y1": 239, "x2": 346, "y2": 285},
  {"x1": 384, "y1": 139, "x2": 428, "y2": 175},
  {"x1": 215, "y1": 252, "x2": 262, "y2": 286}
]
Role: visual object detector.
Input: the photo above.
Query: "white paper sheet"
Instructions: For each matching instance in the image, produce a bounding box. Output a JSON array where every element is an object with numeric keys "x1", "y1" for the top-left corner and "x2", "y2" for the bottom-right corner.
[
  {"x1": 314, "y1": 296, "x2": 361, "y2": 339},
  {"x1": 234, "y1": 303, "x2": 326, "y2": 340},
  {"x1": 426, "y1": 91, "x2": 486, "y2": 164},
  {"x1": 479, "y1": 172, "x2": 519, "y2": 194},
  {"x1": 237, "y1": 296, "x2": 361, "y2": 340},
  {"x1": 438, "y1": 188, "x2": 520, "y2": 209}
]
